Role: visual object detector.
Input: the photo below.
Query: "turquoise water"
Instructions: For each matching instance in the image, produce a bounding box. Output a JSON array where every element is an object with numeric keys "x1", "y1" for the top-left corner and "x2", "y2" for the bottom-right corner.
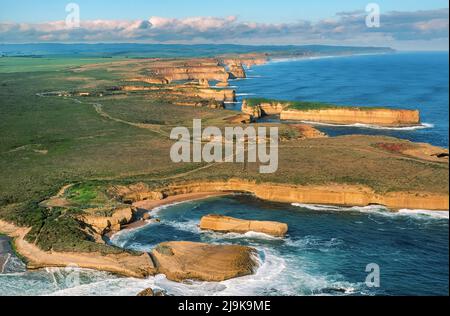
[{"x1": 230, "y1": 52, "x2": 449, "y2": 148}]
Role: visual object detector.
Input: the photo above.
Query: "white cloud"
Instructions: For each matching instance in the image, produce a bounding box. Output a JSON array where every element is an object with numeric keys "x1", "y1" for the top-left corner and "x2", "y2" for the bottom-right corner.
[{"x1": 0, "y1": 9, "x2": 447, "y2": 49}]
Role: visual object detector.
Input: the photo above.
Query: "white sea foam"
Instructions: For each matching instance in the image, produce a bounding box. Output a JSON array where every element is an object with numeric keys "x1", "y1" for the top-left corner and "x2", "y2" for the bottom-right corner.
[
  {"x1": 7, "y1": 241, "x2": 363, "y2": 296},
  {"x1": 236, "y1": 93, "x2": 256, "y2": 96},
  {"x1": 202, "y1": 230, "x2": 283, "y2": 241},
  {"x1": 292, "y1": 203, "x2": 449, "y2": 220},
  {"x1": 300, "y1": 121, "x2": 434, "y2": 131},
  {"x1": 397, "y1": 209, "x2": 449, "y2": 219},
  {"x1": 163, "y1": 219, "x2": 201, "y2": 234}
]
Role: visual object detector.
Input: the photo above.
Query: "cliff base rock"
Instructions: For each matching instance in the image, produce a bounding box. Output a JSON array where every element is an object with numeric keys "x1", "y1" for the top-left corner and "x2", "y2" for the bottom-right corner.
[{"x1": 151, "y1": 241, "x2": 257, "y2": 282}]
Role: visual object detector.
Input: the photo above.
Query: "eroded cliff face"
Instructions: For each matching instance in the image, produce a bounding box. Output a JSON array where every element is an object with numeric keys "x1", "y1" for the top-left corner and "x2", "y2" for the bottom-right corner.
[
  {"x1": 241, "y1": 100, "x2": 289, "y2": 119},
  {"x1": 157, "y1": 180, "x2": 449, "y2": 211},
  {"x1": 78, "y1": 207, "x2": 135, "y2": 235},
  {"x1": 121, "y1": 84, "x2": 236, "y2": 105},
  {"x1": 228, "y1": 64, "x2": 246, "y2": 79},
  {"x1": 150, "y1": 60, "x2": 230, "y2": 83},
  {"x1": 200, "y1": 215, "x2": 288, "y2": 237},
  {"x1": 280, "y1": 108, "x2": 421, "y2": 126}
]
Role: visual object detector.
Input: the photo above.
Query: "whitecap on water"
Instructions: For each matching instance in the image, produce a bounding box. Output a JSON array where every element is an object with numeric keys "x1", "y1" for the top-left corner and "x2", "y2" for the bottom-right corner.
[
  {"x1": 300, "y1": 121, "x2": 434, "y2": 131},
  {"x1": 200, "y1": 230, "x2": 283, "y2": 242},
  {"x1": 292, "y1": 203, "x2": 448, "y2": 220}
]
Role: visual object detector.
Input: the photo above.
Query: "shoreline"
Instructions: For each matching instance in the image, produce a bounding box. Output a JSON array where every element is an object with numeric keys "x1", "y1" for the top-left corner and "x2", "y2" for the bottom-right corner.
[
  {"x1": 116, "y1": 191, "x2": 232, "y2": 233},
  {"x1": 111, "y1": 180, "x2": 449, "y2": 239},
  {"x1": 0, "y1": 183, "x2": 448, "y2": 279}
]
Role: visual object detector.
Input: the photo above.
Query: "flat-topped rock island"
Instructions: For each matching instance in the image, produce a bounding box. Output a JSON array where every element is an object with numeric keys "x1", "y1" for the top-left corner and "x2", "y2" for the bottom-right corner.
[{"x1": 242, "y1": 98, "x2": 421, "y2": 127}]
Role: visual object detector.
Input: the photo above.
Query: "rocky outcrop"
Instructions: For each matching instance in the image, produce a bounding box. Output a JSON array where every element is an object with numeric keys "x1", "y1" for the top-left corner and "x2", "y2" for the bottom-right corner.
[
  {"x1": 137, "y1": 288, "x2": 154, "y2": 296},
  {"x1": 241, "y1": 102, "x2": 263, "y2": 119},
  {"x1": 151, "y1": 241, "x2": 257, "y2": 282},
  {"x1": 107, "y1": 183, "x2": 164, "y2": 204},
  {"x1": 79, "y1": 207, "x2": 135, "y2": 234},
  {"x1": 228, "y1": 64, "x2": 246, "y2": 79},
  {"x1": 241, "y1": 100, "x2": 289, "y2": 119},
  {"x1": 280, "y1": 108, "x2": 421, "y2": 127},
  {"x1": 200, "y1": 215, "x2": 288, "y2": 237},
  {"x1": 189, "y1": 88, "x2": 235, "y2": 102},
  {"x1": 137, "y1": 288, "x2": 166, "y2": 296},
  {"x1": 199, "y1": 78, "x2": 210, "y2": 87},
  {"x1": 152, "y1": 65, "x2": 230, "y2": 82}
]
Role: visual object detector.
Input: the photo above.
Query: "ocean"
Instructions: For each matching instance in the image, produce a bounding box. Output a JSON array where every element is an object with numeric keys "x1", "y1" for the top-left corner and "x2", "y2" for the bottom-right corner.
[
  {"x1": 1, "y1": 195, "x2": 447, "y2": 296},
  {"x1": 0, "y1": 52, "x2": 448, "y2": 296},
  {"x1": 230, "y1": 52, "x2": 449, "y2": 148}
]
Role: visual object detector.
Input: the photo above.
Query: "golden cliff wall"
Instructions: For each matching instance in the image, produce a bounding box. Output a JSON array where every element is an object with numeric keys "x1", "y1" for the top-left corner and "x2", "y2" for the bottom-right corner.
[
  {"x1": 153, "y1": 66, "x2": 230, "y2": 82},
  {"x1": 159, "y1": 180, "x2": 449, "y2": 211},
  {"x1": 280, "y1": 108, "x2": 421, "y2": 126},
  {"x1": 241, "y1": 100, "x2": 287, "y2": 119}
]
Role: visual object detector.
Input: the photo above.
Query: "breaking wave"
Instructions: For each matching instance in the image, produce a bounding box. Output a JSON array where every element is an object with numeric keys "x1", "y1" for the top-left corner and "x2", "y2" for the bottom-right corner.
[
  {"x1": 292, "y1": 203, "x2": 448, "y2": 220},
  {"x1": 300, "y1": 121, "x2": 434, "y2": 131}
]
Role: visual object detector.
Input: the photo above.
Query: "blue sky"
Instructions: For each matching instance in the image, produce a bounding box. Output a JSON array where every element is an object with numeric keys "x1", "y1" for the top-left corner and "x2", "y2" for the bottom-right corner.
[
  {"x1": 1, "y1": 0, "x2": 448, "y2": 23},
  {"x1": 0, "y1": 0, "x2": 448, "y2": 49}
]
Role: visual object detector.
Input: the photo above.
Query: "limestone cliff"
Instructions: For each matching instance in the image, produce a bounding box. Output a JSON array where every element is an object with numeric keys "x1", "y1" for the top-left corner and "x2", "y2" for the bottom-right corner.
[
  {"x1": 153, "y1": 65, "x2": 230, "y2": 82},
  {"x1": 280, "y1": 108, "x2": 421, "y2": 127},
  {"x1": 78, "y1": 207, "x2": 135, "y2": 234},
  {"x1": 157, "y1": 180, "x2": 449, "y2": 211},
  {"x1": 200, "y1": 214, "x2": 288, "y2": 237},
  {"x1": 228, "y1": 64, "x2": 246, "y2": 79},
  {"x1": 241, "y1": 99, "x2": 289, "y2": 119}
]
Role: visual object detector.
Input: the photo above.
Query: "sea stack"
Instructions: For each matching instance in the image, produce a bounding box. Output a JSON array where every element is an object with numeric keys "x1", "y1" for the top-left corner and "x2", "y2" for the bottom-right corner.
[{"x1": 200, "y1": 214, "x2": 288, "y2": 237}]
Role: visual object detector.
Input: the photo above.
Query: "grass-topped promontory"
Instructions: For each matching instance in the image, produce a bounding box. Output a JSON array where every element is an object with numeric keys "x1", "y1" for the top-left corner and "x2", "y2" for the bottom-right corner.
[{"x1": 245, "y1": 98, "x2": 391, "y2": 111}]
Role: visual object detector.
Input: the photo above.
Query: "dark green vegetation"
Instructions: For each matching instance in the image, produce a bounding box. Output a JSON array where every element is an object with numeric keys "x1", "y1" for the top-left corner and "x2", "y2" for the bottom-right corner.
[
  {"x1": 245, "y1": 98, "x2": 391, "y2": 111},
  {"x1": 0, "y1": 56, "x2": 447, "y2": 254}
]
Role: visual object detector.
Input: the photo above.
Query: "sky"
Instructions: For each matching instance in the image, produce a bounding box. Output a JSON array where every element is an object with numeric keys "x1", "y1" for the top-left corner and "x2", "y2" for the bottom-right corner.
[{"x1": 0, "y1": 0, "x2": 448, "y2": 50}]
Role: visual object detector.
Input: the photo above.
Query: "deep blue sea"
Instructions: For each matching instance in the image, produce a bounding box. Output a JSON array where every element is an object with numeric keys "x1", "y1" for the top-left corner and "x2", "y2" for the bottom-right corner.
[
  {"x1": 0, "y1": 52, "x2": 448, "y2": 296},
  {"x1": 230, "y1": 52, "x2": 449, "y2": 148}
]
